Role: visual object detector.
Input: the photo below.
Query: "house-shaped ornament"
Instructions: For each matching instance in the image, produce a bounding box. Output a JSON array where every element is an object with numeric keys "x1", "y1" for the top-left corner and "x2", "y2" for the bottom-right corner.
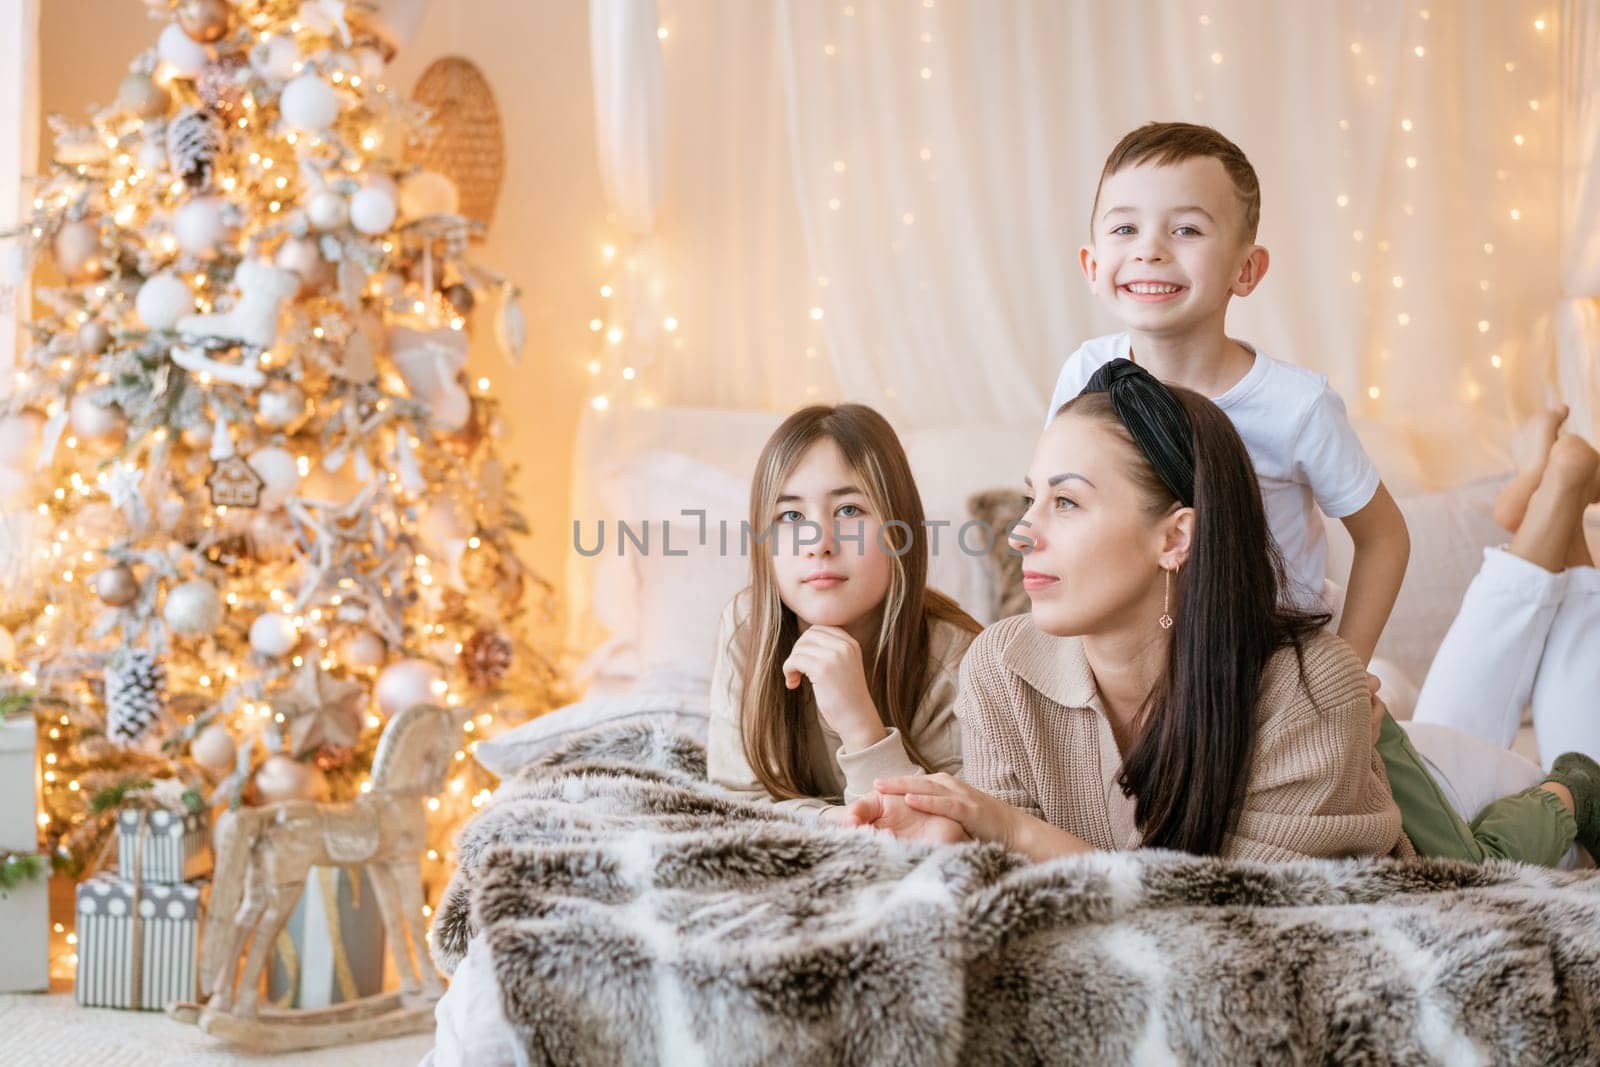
[{"x1": 208, "y1": 456, "x2": 264, "y2": 508}]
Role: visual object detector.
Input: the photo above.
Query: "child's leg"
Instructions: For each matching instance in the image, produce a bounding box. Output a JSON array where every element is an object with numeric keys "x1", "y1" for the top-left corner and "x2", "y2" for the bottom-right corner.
[
  {"x1": 1408, "y1": 550, "x2": 1565, "y2": 747},
  {"x1": 1398, "y1": 720, "x2": 1581, "y2": 868},
  {"x1": 1530, "y1": 564, "x2": 1600, "y2": 765},
  {"x1": 1410, "y1": 435, "x2": 1597, "y2": 748},
  {"x1": 1491, "y1": 405, "x2": 1568, "y2": 533}
]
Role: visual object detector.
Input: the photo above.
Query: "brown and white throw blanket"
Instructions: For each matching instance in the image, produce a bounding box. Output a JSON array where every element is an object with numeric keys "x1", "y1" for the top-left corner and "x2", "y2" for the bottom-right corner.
[{"x1": 433, "y1": 721, "x2": 1600, "y2": 1066}]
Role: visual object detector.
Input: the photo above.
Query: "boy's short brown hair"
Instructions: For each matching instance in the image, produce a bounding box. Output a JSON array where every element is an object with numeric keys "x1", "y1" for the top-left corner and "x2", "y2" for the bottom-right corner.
[{"x1": 1090, "y1": 122, "x2": 1261, "y2": 241}]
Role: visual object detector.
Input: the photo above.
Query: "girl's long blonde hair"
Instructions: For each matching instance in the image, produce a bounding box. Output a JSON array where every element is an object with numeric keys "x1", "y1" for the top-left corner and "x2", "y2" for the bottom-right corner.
[{"x1": 739, "y1": 404, "x2": 979, "y2": 801}]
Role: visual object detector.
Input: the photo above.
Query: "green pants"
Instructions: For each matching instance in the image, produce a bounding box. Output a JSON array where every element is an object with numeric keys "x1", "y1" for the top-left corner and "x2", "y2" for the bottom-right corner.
[{"x1": 1376, "y1": 713, "x2": 1576, "y2": 867}]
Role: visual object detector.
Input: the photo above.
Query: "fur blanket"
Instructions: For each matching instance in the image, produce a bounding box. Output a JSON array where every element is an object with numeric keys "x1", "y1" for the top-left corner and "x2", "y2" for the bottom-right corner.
[{"x1": 433, "y1": 722, "x2": 1600, "y2": 1066}]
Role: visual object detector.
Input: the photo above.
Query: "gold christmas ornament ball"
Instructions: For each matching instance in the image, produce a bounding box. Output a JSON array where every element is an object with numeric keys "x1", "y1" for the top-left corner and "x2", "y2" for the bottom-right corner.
[
  {"x1": 117, "y1": 73, "x2": 170, "y2": 118},
  {"x1": 274, "y1": 236, "x2": 335, "y2": 294},
  {"x1": 77, "y1": 320, "x2": 113, "y2": 354},
  {"x1": 375, "y1": 658, "x2": 444, "y2": 717},
  {"x1": 93, "y1": 564, "x2": 139, "y2": 607},
  {"x1": 398, "y1": 170, "x2": 460, "y2": 220},
  {"x1": 339, "y1": 628, "x2": 387, "y2": 671},
  {"x1": 53, "y1": 219, "x2": 104, "y2": 282},
  {"x1": 190, "y1": 721, "x2": 236, "y2": 773},
  {"x1": 443, "y1": 283, "x2": 475, "y2": 315},
  {"x1": 176, "y1": 0, "x2": 231, "y2": 43},
  {"x1": 253, "y1": 753, "x2": 321, "y2": 803}
]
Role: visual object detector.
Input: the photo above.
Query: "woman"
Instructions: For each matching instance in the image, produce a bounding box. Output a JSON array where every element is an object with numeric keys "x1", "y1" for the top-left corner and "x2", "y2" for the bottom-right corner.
[{"x1": 853, "y1": 361, "x2": 1600, "y2": 865}]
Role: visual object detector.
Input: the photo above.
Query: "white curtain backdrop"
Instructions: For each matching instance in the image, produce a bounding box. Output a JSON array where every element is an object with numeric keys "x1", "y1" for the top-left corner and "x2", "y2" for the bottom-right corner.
[
  {"x1": 1560, "y1": 0, "x2": 1600, "y2": 443},
  {"x1": 632, "y1": 0, "x2": 1571, "y2": 484},
  {"x1": 1, "y1": 0, "x2": 41, "y2": 383}
]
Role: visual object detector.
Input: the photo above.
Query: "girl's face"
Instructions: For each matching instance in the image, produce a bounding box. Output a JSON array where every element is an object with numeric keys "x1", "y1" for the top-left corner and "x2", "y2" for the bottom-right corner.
[
  {"x1": 769, "y1": 439, "x2": 893, "y2": 632},
  {"x1": 1011, "y1": 412, "x2": 1182, "y2": 637}
]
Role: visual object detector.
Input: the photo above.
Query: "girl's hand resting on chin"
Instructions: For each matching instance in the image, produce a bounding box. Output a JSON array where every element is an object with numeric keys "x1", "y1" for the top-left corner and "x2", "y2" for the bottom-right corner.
[{"x1": 781, "y1": 625, "x2": 887, "y2": 751}]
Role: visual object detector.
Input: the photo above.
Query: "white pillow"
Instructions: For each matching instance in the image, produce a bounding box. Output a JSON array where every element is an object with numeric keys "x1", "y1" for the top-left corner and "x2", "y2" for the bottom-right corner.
[
  {"x1": 473, "y1": 692, "x2": 710, "y2": 777},
  {"x1": 595, "y1": 451, "x2": 749, "y2": 690}
]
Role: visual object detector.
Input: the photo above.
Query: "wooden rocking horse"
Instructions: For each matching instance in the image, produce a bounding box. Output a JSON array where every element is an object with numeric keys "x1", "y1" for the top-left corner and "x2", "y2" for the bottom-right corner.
[{"x1": 170, "y1": 702, "x2": 456, "y2": 1051}]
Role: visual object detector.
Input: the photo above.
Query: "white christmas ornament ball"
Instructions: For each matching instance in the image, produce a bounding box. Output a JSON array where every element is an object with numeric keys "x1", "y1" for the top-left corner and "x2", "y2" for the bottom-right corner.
[
  {"x1": 173, "y1": 197, "x2": 229, "y2": 258},
  {"x1": 254, "y1": 754, "x2": 318, "y2": 803},
  {"x1": 354, "y1": 46, "x2": 385, "y2": 82},
  {"x1": 375, "y1": 659, "x2": 444, "y2": 717},
  {"x1": 158, "y1": 22, "x2": 210, "y2": 78},
  {"x1": 53, "y1": 219, "x2": 104, "y2": 280},
  {"x1": 307, "y1": 190, "x2": 348, "y2": 231},
  {"x1": 340, "y1": 628, "x2": 387, "y2": 671},
  {"x1": 256, "y1": 383, "x2": 306, "y2": 429},
  {"x1": 164, "y1": 578, "x2": 224, "y2": 637},
  {"x1": 274, "y1": 236, "x2": 333, "y2": 293},
  {"x1": 280, "y1": 73, "x2": 339, "y2": 132},
  {"x1": 250, "y1": 34, "x2": 300, "y2": 81},
  {"x1": 349, "y1": 187, "x2": 397, "y2": 236},
  {"x1": 190, "y1": 721, "x2": 236, "y2": 773},
  {"x1": 136, "y1": 273, "x2": 194, "y2": 331},
  {"x1": 137, "y1": 139, "x2": 168, "y2": 175},
  {"x1": 69, "y1": 393, "x2": 125, "y2": 441},
  {"x1": 398, "y1": 171, "x2": 459, "y2": 220},
  {"x1": 246, "y1": 446, "x2": 300, "y2": 509},
  {"x1": 249, "y1": 612, "x2": 299, "y2": 657}
]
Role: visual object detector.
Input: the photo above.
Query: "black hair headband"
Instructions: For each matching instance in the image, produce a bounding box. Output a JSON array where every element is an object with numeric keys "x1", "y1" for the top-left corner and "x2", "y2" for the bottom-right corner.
[{"x1": 1079, "y1": 358, "x2": 1196, "y2": 506}]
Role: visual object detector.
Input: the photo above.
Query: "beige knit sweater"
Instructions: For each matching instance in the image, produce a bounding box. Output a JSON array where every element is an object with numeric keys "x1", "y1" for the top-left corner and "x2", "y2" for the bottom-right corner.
[
  {"x1": 708, "y1": 593, "x2": 977, "y2": 819},
  {"x1": 957, "y1": 614, "x2": 1413, "y2": 862}
]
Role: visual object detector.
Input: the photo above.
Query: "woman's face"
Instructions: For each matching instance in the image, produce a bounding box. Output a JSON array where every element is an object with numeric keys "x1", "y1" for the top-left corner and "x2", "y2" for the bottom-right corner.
[
  {"x1": 1011, "y1": 412, "x2": 1179, "y2": 637},
  {"x1": 768, "y1": 439, "x2": 893, "y2": 631}
]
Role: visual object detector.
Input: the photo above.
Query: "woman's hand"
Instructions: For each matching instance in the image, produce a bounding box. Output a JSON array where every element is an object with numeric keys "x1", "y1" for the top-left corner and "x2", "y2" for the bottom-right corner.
[
  {"x1": 872, "y1": 773, "x2": 1020, "y2": 848},
  {"x1": 782, "y1": 626, "x2": 886, "y2": 751},
  {"x1": 843, "y1": 792, "x2": 969, "y2": 844}
]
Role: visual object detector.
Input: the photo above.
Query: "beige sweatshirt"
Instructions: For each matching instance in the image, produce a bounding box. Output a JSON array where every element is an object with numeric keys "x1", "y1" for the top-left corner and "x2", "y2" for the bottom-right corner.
[
  {"x1": 707, "y1": 593, "x2": 976, "y2": 818},
  {"x1": 956, "y1": 614, "x2": 1414, "y2": 862}
]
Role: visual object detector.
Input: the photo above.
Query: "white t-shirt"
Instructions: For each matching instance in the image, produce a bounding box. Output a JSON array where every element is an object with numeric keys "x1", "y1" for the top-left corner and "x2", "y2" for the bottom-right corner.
[{"x1": 1046, "y1": 333, "x2": 1379, "y2": 610}]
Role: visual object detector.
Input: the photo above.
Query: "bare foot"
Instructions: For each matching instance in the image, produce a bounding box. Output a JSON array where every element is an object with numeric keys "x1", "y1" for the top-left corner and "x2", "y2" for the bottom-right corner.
[
  {"x1": 1494, "y1": 406, "x2": 1571, "y2": 532},
  {"x1": 1545, "y1": 434, "x2": 1600, "y2": 502}
]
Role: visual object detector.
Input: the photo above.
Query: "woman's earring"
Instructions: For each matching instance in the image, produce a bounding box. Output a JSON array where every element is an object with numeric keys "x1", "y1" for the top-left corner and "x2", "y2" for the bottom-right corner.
[{"x1": 1158, "y1": 567, "x2": 1174, "y2": 630}]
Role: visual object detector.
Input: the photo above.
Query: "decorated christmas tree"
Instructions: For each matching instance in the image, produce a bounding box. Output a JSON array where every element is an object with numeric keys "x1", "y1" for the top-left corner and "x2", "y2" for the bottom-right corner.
[{"x1": 0, "y1": 0, "x2": 563, "y2": 892}]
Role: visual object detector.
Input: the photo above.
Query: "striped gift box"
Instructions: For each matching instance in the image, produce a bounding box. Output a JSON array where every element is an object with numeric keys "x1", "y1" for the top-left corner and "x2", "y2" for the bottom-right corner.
[
  {"x1": 74, "y1": 874, "x2": 202, "y2": 1011},
  {"x1": 116, "y1": 807, "x2": 210, "y2": 884}
]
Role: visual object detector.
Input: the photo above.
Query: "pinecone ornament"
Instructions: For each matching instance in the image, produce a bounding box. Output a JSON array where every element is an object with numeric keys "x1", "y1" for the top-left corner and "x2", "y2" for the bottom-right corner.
[
  {"x1": 166, "y1": 107, "x2": 225, "y2": 190},
  {"x1": 105, "y1": 649, "x2": 168, "y2": 747},
  {"x1": 461, "y1": 630, "x2": 513, "y2": 689}
]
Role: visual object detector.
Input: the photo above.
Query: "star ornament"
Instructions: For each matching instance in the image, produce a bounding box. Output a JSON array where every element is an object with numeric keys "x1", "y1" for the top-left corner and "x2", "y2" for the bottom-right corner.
[{"x1": 274, "y1": 661, "x2": 368, "y2": 758}]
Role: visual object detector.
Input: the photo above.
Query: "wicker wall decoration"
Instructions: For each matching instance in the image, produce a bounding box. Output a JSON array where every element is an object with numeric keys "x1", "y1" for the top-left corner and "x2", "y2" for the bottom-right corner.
[{"x1": 408, "y1": 57, "x2": 506, "y2": 233}]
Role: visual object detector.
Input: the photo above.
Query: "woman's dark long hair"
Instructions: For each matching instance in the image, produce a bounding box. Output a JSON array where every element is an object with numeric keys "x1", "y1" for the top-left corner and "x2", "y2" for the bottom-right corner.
[{"x1": 1061, "y1": 361, "x2": 1329, "y2": 856}]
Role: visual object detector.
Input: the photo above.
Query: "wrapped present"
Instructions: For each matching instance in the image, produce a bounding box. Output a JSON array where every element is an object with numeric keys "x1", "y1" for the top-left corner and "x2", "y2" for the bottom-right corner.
[
  {"x1": 0, "y1": 853, "x2": 49, "y2": 993},
  {"x1": 74, "y1": 874, "x2": 202, "y2": 1010},
  {"x1": 0, "y1": 716, "x2": 38, "y2": 852},
  {"x1": 116, "y1": 806, "x2": 210, "y2": 885},
  {"x1": 267, "y1": 865, "x2": 385, "y2": 1009}
]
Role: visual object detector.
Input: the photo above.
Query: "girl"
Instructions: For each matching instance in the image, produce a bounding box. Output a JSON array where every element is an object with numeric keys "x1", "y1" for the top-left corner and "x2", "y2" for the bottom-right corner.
[
  {"x1": 708, "y1": 404, "x2": 980, "y2": 823},
  {"x1": 856, "y1": 361, "x2": 1600, "y2": 866}
]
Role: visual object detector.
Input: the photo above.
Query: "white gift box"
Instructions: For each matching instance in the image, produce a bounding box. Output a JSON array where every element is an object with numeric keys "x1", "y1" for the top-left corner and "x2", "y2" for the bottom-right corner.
[
  {"x1": 0, "y1": 716, "x2": 38, "y2": 853},
  {"x1": 0, "y1": 860, "x2": 50, "y2": 993}
]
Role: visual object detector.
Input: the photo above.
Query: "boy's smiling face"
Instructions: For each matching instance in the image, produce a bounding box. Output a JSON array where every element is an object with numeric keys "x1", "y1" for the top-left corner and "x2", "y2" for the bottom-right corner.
[{"x1": 1080, "y1": 156, "x2": 1267, "y2": 338}]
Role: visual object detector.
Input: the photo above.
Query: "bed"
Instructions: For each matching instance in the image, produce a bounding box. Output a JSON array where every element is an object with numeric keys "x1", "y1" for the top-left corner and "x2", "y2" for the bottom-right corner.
[{"x1": 430, "y1": 406, "x2": 1600, "y2": 1064}]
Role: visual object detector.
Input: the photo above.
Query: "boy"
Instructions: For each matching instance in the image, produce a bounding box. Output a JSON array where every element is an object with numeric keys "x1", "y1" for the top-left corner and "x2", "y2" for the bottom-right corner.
[{"x1": 1049, "y1": 122, "x2": 1409, "y2": 665}]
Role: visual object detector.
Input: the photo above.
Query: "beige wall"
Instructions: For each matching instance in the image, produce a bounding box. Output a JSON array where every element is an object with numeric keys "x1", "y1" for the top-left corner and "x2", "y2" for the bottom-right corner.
[{"x1": 39, "y1": 0, "x2": 599, "y2": 639}]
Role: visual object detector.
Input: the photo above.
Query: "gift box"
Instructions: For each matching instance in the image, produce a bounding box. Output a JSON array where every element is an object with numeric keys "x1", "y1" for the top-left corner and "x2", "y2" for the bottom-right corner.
[
  {"x1": 0, "y1": 716, "x2": 39, "y2": 853},
  {"x1": 267, "y1": 865, "x2": 386, "y2": 1009},
  {"x1": 74, "y1": 874, "x2": 202, "y2": 1010},
  {"x1": 0, "y1": 855, "x2": 50, "y2": 993},
  {"x1": 116, "y1": 806, "x2": 210, "y2": 885}
]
